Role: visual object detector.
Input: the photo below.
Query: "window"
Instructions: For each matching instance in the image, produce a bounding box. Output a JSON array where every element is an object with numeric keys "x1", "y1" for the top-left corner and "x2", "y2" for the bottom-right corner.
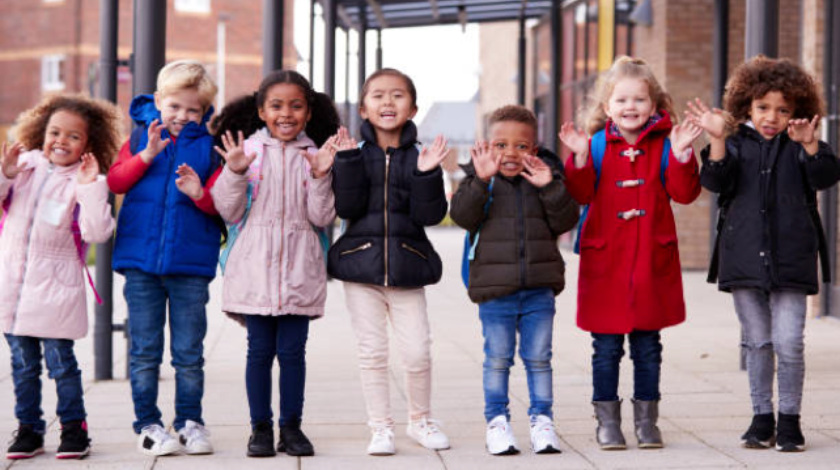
[
  {"x1": 175, "y1": 0, "x2": 211, "y2": 14},
  {"x1": 41, "y1": 55, "x2": 65, "y2": 91}
]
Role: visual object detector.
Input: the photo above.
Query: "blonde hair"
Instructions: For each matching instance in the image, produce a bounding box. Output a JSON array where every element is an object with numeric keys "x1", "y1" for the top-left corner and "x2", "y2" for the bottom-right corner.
[
  {"x1": 582, "y1": 56, "x2": 674, "y2": 136},
  {"x1": 156, "y1": 59, "x2": 218, "y2": 110},
  {"x1": 11, "y1": 93, "x2": 122, "y2": 173}
]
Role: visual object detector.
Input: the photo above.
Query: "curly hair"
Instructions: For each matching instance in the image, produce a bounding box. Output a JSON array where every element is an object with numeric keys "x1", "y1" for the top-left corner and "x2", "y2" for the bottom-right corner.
[
  {"x1": 11, "y1": 93, "x2": 123, "y2": 173},
  {"x1": 487, "y1": 105, "x2": 538, "y2": 136},
  {"x1": 581, "y1": 56, "x2": 675, "y2": 135},
  {"x1": 211, "y1": 70, "x2": 340, "y2": 149},
  {"x1": 724, "y1": 55, "x2": 824, "y2": 123}
]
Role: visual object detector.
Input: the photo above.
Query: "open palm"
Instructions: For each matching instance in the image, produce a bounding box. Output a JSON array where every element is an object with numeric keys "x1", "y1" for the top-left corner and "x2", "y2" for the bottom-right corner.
[
  {"x1": 214, "y1": 130, "x2": 256, "y2": 175},
  {"x1": 470, "y1": 140, "x2": 500, "y2": 182},
  {"x1": 417, "y1": 135, "x2": 449, "y2": 172},
  {"x1": 1, "y1": 142, "x2": 25, "y2": 179}
]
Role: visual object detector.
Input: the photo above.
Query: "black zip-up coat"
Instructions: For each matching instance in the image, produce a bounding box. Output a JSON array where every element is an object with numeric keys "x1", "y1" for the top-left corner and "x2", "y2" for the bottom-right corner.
[
  {"x1": 701, "y1": 124, "x2": 840, "y2": 294},
  {"x1": 450, "y1": 151, "x2": 579, "y2": 303},
  {"x1": 327, "y1": 120, "x2": 447, "y2": 287}
]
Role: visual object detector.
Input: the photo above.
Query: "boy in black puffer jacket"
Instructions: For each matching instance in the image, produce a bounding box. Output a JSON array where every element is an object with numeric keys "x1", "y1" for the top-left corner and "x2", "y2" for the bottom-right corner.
[{"x1": 450, "y1": 105, "x2": 579, "y2": 456}]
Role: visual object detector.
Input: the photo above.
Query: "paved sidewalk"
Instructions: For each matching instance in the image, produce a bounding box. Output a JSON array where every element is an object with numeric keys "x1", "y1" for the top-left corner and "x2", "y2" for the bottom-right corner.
[{"x1": 2, "y1": 227, "x2": 839, "y2": 469}]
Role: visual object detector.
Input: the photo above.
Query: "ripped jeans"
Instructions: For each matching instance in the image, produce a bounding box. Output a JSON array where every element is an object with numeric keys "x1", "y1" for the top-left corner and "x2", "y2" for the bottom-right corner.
[{"x1": 732, "y1": 288, "x2": 807, "y2": 415}]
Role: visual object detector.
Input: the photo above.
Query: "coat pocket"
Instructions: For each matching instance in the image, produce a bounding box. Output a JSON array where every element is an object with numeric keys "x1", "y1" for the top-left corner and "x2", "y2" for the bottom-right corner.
[
  {"x1": 653, "y1": 233, "x2": 679, "y2": 274},
  {"x1": 579, "y1": 237, "x2": 608, "y2": 278}
]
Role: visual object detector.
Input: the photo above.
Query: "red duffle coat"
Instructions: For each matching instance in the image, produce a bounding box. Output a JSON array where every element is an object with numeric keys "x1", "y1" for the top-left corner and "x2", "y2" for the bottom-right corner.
[{"x1": 564, "y1": 112, "x2": 701, "y2": 334}]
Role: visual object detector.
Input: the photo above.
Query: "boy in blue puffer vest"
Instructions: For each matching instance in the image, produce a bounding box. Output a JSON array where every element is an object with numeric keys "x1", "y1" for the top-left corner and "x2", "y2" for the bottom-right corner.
[{"x1": 107, "y1": 60, "x2": 221, "y2": 457}]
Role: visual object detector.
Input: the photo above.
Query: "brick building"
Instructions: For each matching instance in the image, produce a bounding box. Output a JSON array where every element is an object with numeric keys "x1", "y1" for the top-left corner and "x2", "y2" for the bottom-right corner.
[{"x1": 0, "y1": 0, "x2": 296, "y2": 138}]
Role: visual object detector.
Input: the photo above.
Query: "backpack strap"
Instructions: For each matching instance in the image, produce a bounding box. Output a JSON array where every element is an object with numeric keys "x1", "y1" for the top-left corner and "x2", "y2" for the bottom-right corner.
[
  {"x1": 461, "y1": 176, "x2": 495, "y2": 287},
  {"x1": 0, "y1": 187, "x2": 13, "y2": 233},
  {"x1": 467, "y1": 177, "x2": 495, "y2": 261},
  {"x1": 573, "y1": 130, "x2": 607, "y2": 254},
  {"x1": 71, "y1": 204, "x2": 102, "y2": 304},
  {"x1": 129, "y1": 126, "x2": 145, "y2": 155}
]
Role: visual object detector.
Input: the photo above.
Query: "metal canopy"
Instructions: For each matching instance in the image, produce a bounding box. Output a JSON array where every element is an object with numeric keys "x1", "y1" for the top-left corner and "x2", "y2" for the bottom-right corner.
[{"x1": 331, "y1": 0, "x2": 552, "y2": 30}]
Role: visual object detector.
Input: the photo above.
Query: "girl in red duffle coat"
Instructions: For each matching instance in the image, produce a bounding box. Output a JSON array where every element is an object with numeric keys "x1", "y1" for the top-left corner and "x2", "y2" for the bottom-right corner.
[{"x1": 559, "y1": 56, "x2": 702, "y2": 451}]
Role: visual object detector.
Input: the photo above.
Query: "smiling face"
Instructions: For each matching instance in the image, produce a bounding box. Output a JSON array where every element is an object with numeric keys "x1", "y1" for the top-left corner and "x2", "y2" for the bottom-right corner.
[
  {"x1": 603, "y1": 77, "x2": 656, "y2": 142},
  {"x1": 360, "y1": 74, "x2": 417, "y2": 136},
  {"x1": 749, "y1": 91, "x2": 793, "y2": 140},
  {"x1": 258, "y1": 83, "x2": 311, "y2": 142},
  {"x1": 43, "y1": 110, "x2": 89, "y2": 167},
  {"x1": 155, "y1": 88, "x2": 204, "y2": 137},
  {"x1": 488, "y1": 120, "x2": 538, "y2": 178}
]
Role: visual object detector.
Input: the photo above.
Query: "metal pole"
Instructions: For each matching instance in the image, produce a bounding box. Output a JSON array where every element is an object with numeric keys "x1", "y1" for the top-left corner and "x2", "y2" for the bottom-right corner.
[
  {"x1": 821, "y1": 0, "x2": 839, "y2": 318},
  {"x1": 711, "y1": 0, "x2": 728, "y2": 255},
  {"x1": 324, "y1": 0, "x2": 337, "y2": 98},
  {"x1": 358, "y1": 2, "x2": 367, "y2": 90},
  {"x1": 263, "y1": 0, "x2": 284, "y2": 75},
  {"x1": 745, "y1": 0, "x2": 778, "y2": 58},
  {"x1": 517, "y1": 15, "x2": 526, "y2": 106},
  {"x1": 376, "y1": 28, "x2": 383, "y2": 70},
  {"x1": 94, "y1": 0, "x2": 118, "y2": 381},
  {"x1": 216, "y1": 16, "x2": 227, "y2": 111},
  {"x1": 344, "y1": 28, "x2": 351, "y2": 124},
  {"x1": 309, "y1": 0, "x2": 316, "y2": 83},
  {"x1": 132, "y1": 0, "x2": 166, "y2": 96},
  {"x1": 546, "y1": 0, "x2": 561, "y2": 152}
]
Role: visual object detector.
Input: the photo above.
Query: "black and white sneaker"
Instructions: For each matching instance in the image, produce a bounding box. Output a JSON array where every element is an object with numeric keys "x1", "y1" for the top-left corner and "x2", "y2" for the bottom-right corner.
[
  {"x1": 6, "y1": 424, "x2": 44, "y2": 460},
  {"x1": 137, "y1": 424, "x2": 182, "y2": 456},
  {"x1": 56, "y1": 420, "x2": 91, "y2": 459},
  {"x1": 741, "y1": 413, "x2": 775, "y2": 449},
  {"x1": 775, "y1": 413, "x2": 805, "y2": 452}
]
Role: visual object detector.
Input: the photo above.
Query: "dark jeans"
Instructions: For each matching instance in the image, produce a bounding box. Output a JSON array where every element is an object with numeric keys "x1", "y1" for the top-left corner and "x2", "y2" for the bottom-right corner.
[
  {"x1": 5, "y1": 334, "x2": 86, "y2": 432},
  {"x1": 124, "y1": 269, "x2": 210, "y2": 433},
  {"x1": 591, "y1": 330, "x2": 662, "y2": 402},
  {"x1": 245, "y1": 314, "x2": 310, "y2": 427}
]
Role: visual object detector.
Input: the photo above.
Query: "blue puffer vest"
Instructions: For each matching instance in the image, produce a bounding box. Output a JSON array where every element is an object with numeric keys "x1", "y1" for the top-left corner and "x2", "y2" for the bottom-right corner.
[{"x1": 112, "y1": 94, "x2": 221, "y2": 278}]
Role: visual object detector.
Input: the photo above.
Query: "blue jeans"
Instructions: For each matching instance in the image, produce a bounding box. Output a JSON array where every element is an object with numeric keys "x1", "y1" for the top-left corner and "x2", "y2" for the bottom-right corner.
[
  {"x1": 245, "y1": 314, "x2": 310, "y2": 427},
  {"x1": 732, "y1": 288, "x2": 806, "y2": 415},
  {"x1": 5, "y1": 334, "x2": 86, "y2": 432},
  {"x1": 478, "y1": 288, "x2": 555, "y2": 422},
  {"x1": 124, "y1": 269, "x2": 210, "y2": 433},
  {"x1": 592, "y1": 330, "x2": 662, "y2": 402}
]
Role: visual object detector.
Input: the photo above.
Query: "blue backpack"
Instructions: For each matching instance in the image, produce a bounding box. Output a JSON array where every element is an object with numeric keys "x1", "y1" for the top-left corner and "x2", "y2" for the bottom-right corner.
[
  {"x1": 573, "y1": 129, "x2": 671, "y2": 254},
  {"x1": 460, "y1": 177, "x2": 495, "y2": 287}
]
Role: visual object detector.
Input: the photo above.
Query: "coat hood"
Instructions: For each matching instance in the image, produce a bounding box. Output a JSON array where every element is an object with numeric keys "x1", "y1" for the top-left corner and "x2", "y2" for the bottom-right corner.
[
  {"x1": 129, "y1": 94, "x2": 214, "y2": 138},
  {"x1": 360, "y1": 119, "x2": 418, "y2": 149}
]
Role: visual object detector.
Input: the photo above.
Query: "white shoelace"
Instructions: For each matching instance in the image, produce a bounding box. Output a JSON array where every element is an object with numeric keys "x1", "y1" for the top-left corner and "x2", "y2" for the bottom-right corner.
[{"x1": 181, "y1": 422, "x2": 210, "y2": 442}]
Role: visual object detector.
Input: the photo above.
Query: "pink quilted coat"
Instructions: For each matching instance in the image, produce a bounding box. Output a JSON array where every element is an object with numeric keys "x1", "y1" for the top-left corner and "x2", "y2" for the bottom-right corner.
[
  {"x1": 0, "y1": 150, "x2": 115, "y2": 340},
  {"x1": 211, "y1": 129, "x2": 335, "y2": 317}
]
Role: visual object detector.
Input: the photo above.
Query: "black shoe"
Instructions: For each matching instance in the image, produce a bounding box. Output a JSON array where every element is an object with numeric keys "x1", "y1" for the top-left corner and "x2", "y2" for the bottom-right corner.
[
  {"x1": 247, "y1": 422, "x2": 276, "y2": 457},
  {"x1": 56, "y1": 420, "x2": 91, "y2": 459},
  {"x1": 775, "y1": 413, "x2": 805, "y2": 452},
  {"x1": 740, "y1": 413, "x2": 775, "y2": 449},
  {"x1": 278, "y1": 424, "x2": 315, "y2": 456},
  {"x1": 6, "y1": 424, "x2": 44, "y2": 460}
]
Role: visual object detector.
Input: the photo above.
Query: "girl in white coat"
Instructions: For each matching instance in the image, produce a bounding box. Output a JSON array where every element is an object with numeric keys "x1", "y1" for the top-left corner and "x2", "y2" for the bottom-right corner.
[{"x1": 0, "y1": 94, "x2": 122, "y2": 460}]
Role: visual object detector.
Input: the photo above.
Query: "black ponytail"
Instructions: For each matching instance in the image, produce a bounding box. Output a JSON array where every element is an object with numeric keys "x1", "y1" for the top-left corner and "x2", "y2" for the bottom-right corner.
[
  {"x1": 210, "y1": 93, "x2": 263, "y2": 151},
  {"x1": 306, "y1": 91, "x2": 341, "y2": 147}
]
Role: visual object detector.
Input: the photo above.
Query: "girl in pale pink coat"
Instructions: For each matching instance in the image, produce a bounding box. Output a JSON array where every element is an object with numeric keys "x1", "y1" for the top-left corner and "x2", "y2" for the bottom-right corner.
[
  {"x1": 203, "y1": 70, "x2": 342, "y2": 457},
  {"x1": 0, "y1": 94, "x2": 122, "y2": 460}
]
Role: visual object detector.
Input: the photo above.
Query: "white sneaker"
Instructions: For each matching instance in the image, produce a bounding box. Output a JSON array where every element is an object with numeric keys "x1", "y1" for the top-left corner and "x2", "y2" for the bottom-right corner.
[
  {"x1": 138, "y1": 424, "x2": 182, "y2": 456},
  {"x1": 530, "y1": 415, "x2": 562, "y2": 454},
  {"x1": 406, "y1": 417, "x2": 450, "y2": 450},
  {"x1": 178, "y1": 420, "x2": 214, "y2": 455},
  {"x1": 486, "y1": 415, "x2": 519, "y2": 455},
  {"x1": 367, "y1": 427, "x2": 395, "y2": 456}
]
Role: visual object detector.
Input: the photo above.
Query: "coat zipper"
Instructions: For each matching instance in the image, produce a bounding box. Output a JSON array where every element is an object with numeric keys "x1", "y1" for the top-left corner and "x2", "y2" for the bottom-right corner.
[
  {"x1": 341, "y1": 242, "x2": 372, "y2": 256},
  {"x1": 279, "y1": 142, "x2": 286, "y2": 310},
  {"x1": 383, "y1": 151, "x2": 391, "y2": 286},
  {"x1": 11, "y1": 163, "x2": 55, "y2": 332},
  {"x1": 156, "y1": 143, "x2": 177, "y2": 273},
  {"x1": 401, "y1": 242, "x2": 427, "y2": 260},
  {"x1": 515, "y1": 183, "x2": 527, "y2": 287}
]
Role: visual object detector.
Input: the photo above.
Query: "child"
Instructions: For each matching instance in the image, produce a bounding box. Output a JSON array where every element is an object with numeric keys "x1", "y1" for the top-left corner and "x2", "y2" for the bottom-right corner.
[
  {"x1": 450, "y1": 105, "x2": 579, "y2": 455},
  {"x1": 107, "y1": 60, "x2": 221, "y2": 456},
  {"x1": 686, "y1": 55, "x2": 840, "y2": 452},
  {"x1": 329, "y1": 68, "x2": 450, "y2": 456},
  {"x1": 209, "y1": 70, "x2": 341, "y2": 458},
  {"x1": 1, "y1": 94, "x2": 122, "y2": 459},
  {"x1": 559, "y1": 56, "x2": 702, "y2": 450}
]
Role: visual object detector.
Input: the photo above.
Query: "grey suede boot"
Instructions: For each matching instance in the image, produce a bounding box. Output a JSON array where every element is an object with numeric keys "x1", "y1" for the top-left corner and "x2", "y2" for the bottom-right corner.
[
  {"x1": 632, "y1": 399, "x2": 663, "y2": 449},
  {"x1": 593, "y1": 401, "x2": 626, "y2": 450}
]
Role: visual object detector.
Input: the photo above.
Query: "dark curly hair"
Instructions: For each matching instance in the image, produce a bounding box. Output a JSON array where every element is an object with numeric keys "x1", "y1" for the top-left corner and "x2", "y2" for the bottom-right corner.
[
  {"x1": 12, "y1": 93, "x2": 123, "y2": 173},
  {"x1": 487, "y1": 105, "x2": 538, "y2": 136},
  {"x1": 724, "y1": 55, "x2": 824, "y2": 124},
  {"x1": 211, "y1": 70, "x2": 340, "y2": 148}
]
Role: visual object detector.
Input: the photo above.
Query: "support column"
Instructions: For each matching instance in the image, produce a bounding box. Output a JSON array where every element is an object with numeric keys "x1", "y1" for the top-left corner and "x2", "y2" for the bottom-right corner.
[
  {"x1": 358, "y1": 2, "x2": 368, "y2": 89},
  {"x1": 376, "y1": 29, "x2": 383, "y2": 70},
  {"x1": 822, "y1": 0, "x2": 840, "y2": 317},
  {"x1": 345, "y1": 28, "x2": 351, "y2": 124},
  {"x1": 745, "y1": 0, "x2": 778, "y2": 58},
  {"x1": 517, "y1": 15, "x2": 526, "y2": 106},
  {"x1": 546, "y1": 0, "x2": 561, "y2": 152},
  {"x1": 132, "y1": 0, "x2": 166, "y2": 95},
  {"x1": 711, "y1": 0, "x2": 728, "y2": 251},
  {"x1": 263, "y1": 0, "x2": 284, "y2": 75},
  {"x1": 309, "y1": 0, "x2": 316, "y2": 82},
  {"x1": 324, "y1": 0, "x2": 337, "y2": 98},
  {"x1": 95, "y1": 0, "x2": 118, "y2": 381}
]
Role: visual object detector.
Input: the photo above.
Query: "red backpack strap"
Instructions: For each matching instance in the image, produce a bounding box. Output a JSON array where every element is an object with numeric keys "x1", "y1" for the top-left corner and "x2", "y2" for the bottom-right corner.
[{"x1": 71, "y1": 204, "x2": 102, "y2": 305}]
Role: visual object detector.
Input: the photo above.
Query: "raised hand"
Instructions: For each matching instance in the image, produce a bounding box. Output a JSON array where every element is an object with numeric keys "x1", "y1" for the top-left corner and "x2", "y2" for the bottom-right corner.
[
  {"x1": 76, "y1": 153, "x2": 100, "y2": 184},
  {"x1": 521, "y1": 155, "x2": 553, "y2": 188},
  {"x1": 685, "y1": 98, "x2": 727, "y2": 139},
  {"x1": 175, "y1": 163, "x2": 204, "y2": 200},
  {"x1": 306, "y1": 134, "x2": 339, "y2": 179},
  {"x1": 788, "y1": 114, "x2": 820, "y2": 144},
  {"x1": 669, "y1": 120, "x2": 703, "y2": 156},
  {"x1": 140, "y1": 119, "x2": 171, "y2": 164},
  {"x1": 558, "y1": 122, "x2": 589, "y2": 168},
  {"x1": 470, "y1": 140, "x2": 500, "y2": 182},
  {"x1": 214, "y1": 130, "x2": 257, "y2": 175},
  {"x1": 417, "y1": 135, "x2": 449, "y2": 172},
  {"x1": 1, "y1": 142, "x2": 25, "y2": 179},
  {"x1": 334, "y1": 126, "x2": 358, "y2": 151}
]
